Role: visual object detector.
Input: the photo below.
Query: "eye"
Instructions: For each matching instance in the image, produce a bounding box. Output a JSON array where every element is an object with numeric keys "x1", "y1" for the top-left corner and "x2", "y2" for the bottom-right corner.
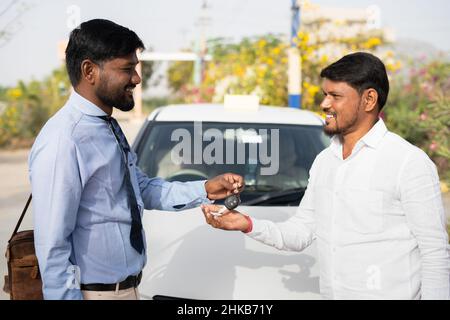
[{"x1": 331, "y1": 94, "x2": 341, "y2": 100}]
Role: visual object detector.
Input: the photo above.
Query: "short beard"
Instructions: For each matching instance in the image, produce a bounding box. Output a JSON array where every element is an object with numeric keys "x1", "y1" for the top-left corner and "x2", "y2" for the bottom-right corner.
[
  {"x1": 323, "y1": 101, "x2": 361, "y2": 135},
  {"x1": 96, "y1": 77, "x2": 135, "y2": 112}
]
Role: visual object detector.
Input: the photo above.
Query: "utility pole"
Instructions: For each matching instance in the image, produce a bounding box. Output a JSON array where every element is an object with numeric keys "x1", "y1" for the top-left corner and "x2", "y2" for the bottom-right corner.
[
  {"x1": 193, "y1": 0, "x2": 211, "y2": 86},
  {"x1": 288, "y1": 0, "x2": 301, "y2": 108}
]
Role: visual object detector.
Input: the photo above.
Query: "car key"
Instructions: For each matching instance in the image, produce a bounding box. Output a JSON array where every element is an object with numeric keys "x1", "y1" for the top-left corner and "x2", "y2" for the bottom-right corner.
[{"x1": 211, "y1": 194, "x2": 241, "y2": 216}]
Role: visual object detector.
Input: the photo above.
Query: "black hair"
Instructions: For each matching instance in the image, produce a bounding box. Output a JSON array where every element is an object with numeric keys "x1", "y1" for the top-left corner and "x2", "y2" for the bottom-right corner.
[
  {"x1": 65, "y1": 19, "x2": 145, "y2": 86},
  {"x1": 320, "y1": 52, "x2": 389, "y2": 110}
]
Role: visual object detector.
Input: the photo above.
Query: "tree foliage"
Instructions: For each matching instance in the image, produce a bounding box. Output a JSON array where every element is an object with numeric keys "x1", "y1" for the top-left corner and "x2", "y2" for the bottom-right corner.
[
  {"x1": 167, "y1": 22, "x2": 393, "y2": 111},
  {"x1": 385, "y1": 59, "x2": 450, "y2": 182},
  {"x1": 0, "y1": 64, "x2": 70, "y2": 147}
]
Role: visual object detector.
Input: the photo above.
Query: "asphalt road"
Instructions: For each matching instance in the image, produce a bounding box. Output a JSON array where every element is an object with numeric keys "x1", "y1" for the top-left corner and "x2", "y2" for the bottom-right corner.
[{"x1": 1, "y1": 116, "x2": 449, "y2": 300}]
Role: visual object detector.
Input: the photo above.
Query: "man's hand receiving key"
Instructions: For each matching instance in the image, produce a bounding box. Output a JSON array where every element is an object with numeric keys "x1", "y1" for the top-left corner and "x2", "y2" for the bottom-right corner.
[
  {"x1": 202, "y1": 173, "x2": 252, "y2": 233},
  {"x1": 211, "y1": 194, "x2": 242, "y2": 216},
  {"x1": 201, "y1": 202, "x2": 253, "y2": 233}
]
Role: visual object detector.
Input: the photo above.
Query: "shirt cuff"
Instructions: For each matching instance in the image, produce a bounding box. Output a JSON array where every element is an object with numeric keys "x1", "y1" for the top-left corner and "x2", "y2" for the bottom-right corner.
[
  {"x1": 242, "y1": 215, "x2": 253, "y2": 233},
  {"x1": 243, "y1": 217, "x2": 264, "y2": 237},
  {"x1": 198, "y1": 180, "x2": 213, "y2": 204}
]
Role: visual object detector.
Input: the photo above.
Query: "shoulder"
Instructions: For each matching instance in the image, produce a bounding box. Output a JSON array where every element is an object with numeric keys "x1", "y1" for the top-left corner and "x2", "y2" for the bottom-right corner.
[
  {"x1": 37, "y1": 104, "x2": 84, "y2": 140},
  {"x1": 383, "y1": 131, "x2": 432, "y2": 164},
  {"x1": 30, "y1": 104, "x2": 86, "y2": 160},
  {"x1": 382, "y1": 131, "x2": 438, "y2": 182}
]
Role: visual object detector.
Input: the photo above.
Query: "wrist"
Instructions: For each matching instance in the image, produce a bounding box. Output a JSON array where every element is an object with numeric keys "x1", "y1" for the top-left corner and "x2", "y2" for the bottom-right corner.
[
  {"x1": 242, "y1": 215, "x2": 253, "y2": 234},
  {"x1": 204, "y1": 180, "x2": 211, "y2": 199}
]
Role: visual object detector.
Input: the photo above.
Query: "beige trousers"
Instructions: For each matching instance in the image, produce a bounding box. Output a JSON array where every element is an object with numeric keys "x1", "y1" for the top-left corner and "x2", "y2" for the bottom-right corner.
[{"x1": 82, "y1": 286, "x2": 140, "y2": 300}]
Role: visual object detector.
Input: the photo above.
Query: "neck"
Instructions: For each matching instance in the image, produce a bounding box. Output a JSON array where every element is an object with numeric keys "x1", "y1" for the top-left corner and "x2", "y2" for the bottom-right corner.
[
  {"x1": 340, "y1": 118, "x2": 378, "y2": 159},
  {"x1": 74, "y1": 86, "x2": 113, "y2": 116}
]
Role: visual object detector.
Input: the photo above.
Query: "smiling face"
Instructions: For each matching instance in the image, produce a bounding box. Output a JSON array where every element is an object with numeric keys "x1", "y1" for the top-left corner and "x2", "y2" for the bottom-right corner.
[
  {"x1": 95, "y1": 52, "x2": 141, "y2": 111},
  {"x1": 320, "y1": 79, "x2": 367, "y2": 136}
]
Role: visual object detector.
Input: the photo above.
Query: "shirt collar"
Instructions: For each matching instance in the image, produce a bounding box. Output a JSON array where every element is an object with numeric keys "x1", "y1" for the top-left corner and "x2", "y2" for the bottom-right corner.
[
  {"x1": 67, "y1": 90, "x2": 108, "y2": 117},
  {"x1": 329, "y1": 135, "x2": 342, "y2": 159},
  {"x1": 329, "y1": 118, "x2": 388, "y2": 158},
  {"x1": 360, "y1": 118, "x2": 388, "y2": 149}
]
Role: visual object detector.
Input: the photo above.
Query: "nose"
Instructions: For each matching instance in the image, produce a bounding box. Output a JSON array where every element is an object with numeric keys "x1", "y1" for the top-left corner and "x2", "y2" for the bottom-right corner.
[
  {"x1": 320, "y1": 96, "x2": 332, "y2": 111},
  {"x1": 132, "y1": 68, "x2": 141, "y2": 86}
]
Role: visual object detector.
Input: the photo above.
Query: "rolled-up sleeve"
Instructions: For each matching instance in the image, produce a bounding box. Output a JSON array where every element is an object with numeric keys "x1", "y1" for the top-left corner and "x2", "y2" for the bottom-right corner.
[
  {"x1": 399, "y1": 149, "x2": 450, "y2": 300},
  {"x1": 29, "y1": 134, "x2": 83, "y2": 300},
  {"x1": 135, "y1": 166, "x2": 212, "y2": 211}
]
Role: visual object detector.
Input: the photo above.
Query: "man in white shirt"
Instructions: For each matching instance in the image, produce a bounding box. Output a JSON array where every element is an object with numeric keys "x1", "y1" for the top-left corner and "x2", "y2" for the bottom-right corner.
[{"x1": 201, "y1": 52, "x2": 449, "y2": 299}]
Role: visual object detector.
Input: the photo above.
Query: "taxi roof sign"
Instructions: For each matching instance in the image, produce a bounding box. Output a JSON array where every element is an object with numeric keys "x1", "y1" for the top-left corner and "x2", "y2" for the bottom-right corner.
[{"x1": 224, "y1": 94, "x2": 260, "y2": 111}]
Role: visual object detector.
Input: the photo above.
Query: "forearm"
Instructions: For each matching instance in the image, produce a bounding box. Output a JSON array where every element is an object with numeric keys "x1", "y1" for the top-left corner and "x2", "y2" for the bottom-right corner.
[
  {"x1": 34, "y1": 243, "x2": 83, "y2": 300},
  {"x1": 32, "y1": 181, "x2": 83, "y2": 300},
  {"x1": 419, "y1": 242, "x2": 450, "y2": 300},
  {"x1": 400, "y1": 150, "x2": 450, "y2": 299},
  {"x1": 246, "y1": 215, "x2": 315, "y2": 252},
  {"x1": 32, "y1": 188, "x2": 83, "y2": 300},
  {"x1": 29, "y1": 135, "x2": 84, "y2": 299},
  {"x1": 414, "y1": 211, "x2": 449, "y2": 299},
  {"x1": 139, "y1": 176, "x2": 211, "y2": 210}
]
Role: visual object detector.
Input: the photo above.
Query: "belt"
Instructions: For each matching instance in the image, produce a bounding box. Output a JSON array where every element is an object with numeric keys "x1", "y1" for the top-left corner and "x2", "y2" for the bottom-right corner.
[{"x1": 80, "y1": 272, "x2": 142, "y2": 291}]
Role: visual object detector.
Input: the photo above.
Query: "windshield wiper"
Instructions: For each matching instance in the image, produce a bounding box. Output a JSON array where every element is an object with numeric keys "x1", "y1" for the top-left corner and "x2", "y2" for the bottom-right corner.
[{"x1": 241, "y1": 187, "x2": 306, "y2": 206}]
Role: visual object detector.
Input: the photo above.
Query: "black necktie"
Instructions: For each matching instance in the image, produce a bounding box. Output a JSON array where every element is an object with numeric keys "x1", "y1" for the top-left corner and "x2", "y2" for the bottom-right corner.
[{"x1": 99, "y1": 116, "x2": 144, "y2": 254}]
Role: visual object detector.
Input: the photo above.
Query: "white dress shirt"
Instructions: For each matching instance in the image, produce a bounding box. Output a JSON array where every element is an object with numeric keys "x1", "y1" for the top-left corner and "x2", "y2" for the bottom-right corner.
[{"x1": 247, "y1": 119, "x2": 449, "y2": 299}]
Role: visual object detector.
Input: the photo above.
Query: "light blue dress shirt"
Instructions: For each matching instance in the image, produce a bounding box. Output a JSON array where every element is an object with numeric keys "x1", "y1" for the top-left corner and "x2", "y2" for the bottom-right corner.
[{"x1": 29, "y1": 91, "x2": 210, "y2": 300}]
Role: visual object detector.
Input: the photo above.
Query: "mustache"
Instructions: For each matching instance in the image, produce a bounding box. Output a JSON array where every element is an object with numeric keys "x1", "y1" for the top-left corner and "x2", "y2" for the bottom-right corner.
[{"x1": 323, "y1": 108, "x2": 337, "y2": 116}]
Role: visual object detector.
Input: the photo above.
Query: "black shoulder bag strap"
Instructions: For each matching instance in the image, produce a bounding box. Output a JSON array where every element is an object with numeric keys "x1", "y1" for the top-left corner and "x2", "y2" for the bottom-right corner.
[{"x1": 8, "y1": 194, "x2": 32, "y2": 243}]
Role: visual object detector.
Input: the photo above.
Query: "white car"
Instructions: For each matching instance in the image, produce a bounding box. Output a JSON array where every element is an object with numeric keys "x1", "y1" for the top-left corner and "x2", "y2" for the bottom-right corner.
[{"x1": 132, "y1": 100, "x2": 330, "y2": 299}]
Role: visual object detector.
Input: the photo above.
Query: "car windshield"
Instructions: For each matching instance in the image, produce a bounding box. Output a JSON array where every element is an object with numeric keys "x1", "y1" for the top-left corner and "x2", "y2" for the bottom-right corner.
[{"x1": 136, "y1": 122, "x2": 330, "y2": 205}]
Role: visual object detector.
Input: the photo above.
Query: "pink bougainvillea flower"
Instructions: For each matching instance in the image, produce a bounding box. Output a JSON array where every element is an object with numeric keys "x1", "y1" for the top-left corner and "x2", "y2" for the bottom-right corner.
[
  {"x1": 429, "y1": 141, "x2": 438, "y2": 151},
  {"x1": 420, "y1": 113, "x2": 427, "y2": 121}
]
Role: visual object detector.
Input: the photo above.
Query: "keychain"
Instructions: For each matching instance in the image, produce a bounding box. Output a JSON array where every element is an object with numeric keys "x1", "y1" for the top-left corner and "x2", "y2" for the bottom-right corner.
[{"x1": 211, "y1": 194, "x2": 241, "y2": 217}]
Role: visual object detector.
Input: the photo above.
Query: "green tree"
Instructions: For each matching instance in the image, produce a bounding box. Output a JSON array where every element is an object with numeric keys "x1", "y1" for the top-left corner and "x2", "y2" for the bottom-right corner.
[
  {"x1": 0, "y1": 64, "x2": 70, "y2": 147},
  {"x1": 167, "y1": 23, "x2": 391, "y2": 110},
  {"x1": 385, "y1": 59, "x2": 450, "y2": 183}
]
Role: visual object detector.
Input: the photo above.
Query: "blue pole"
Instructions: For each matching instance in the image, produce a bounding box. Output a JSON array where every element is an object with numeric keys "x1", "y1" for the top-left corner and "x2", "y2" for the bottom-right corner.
[
  {"x1": 290, "y1": 0, "x2": 299, "y2": 48},
  {"x1": 288, "y1": 0, "x2": 301, "y2": 108}
]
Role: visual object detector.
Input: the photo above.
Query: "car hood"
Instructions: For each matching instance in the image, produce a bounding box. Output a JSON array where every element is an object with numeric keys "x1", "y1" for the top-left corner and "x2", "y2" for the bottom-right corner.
[{"x1": 139, "y1": 206, "x2": 321, "y2": 300}]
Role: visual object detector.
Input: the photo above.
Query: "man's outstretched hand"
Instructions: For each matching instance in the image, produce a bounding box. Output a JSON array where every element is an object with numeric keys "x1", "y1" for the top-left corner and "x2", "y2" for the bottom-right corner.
[
  {"x1": 204, "y1": 173, "x2": 244, "y2": 200},
  {"x1": 201, "y1": 204, "x2": 250, "y2": 232}
]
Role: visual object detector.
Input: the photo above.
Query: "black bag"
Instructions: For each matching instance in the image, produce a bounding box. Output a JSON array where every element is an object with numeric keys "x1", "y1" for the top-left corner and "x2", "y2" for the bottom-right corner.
[{"x1": 3, "y1": 195, "x2": 43, "y2": 300}]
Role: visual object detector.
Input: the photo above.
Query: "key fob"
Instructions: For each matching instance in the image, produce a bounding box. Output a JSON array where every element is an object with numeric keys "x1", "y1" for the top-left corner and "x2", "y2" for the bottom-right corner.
[{"x1": 224, "y1": 194, "x2": 241, "y2": 210}]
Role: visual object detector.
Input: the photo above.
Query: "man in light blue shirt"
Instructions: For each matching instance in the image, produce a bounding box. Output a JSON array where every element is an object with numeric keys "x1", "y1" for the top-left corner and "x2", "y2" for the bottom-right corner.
[{"x1": 29, "y1": 19, "x2": 244, "y2": 300}]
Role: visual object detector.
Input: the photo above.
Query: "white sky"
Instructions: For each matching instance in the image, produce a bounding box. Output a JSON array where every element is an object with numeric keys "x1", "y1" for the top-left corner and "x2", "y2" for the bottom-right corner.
[{"x1": 0, "y1": 0, "x2": 449, "y2": 87}]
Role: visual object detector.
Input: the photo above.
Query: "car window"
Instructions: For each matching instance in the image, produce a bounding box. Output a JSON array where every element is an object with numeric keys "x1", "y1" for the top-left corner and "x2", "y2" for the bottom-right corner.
[{"x1": 136, "y1": 122, "x2": 330, "y2": 204}]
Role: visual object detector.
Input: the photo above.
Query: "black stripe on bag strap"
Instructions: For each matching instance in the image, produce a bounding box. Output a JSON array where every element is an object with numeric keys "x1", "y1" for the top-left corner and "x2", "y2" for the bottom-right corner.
[{"x1": 9, "y1": 194, "x2": 32, "y2": 243}]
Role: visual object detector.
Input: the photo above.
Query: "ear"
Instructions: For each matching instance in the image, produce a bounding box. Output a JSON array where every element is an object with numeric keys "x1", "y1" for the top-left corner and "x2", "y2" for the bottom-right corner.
[
  {"x1": 363, "y1": 88, "x2": 378, "y2": 113},
  {"x1": 80, "y1": 59, "x2": 98, "y2": 85}
]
